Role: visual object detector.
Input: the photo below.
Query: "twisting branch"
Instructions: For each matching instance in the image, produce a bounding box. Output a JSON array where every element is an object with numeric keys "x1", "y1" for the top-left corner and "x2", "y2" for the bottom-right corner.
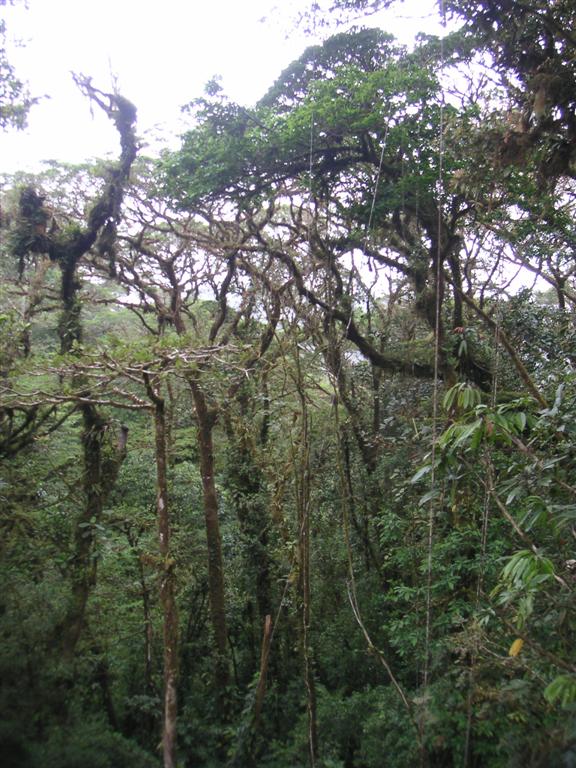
[{"x1": 447, "y1": 277, "x2": 548, "y2": 408}]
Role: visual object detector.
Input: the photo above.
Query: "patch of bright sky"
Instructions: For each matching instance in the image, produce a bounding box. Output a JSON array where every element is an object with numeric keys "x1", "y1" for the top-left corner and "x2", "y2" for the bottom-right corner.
[{"x1": 1, "y1": 0, "x2": 445, "y2": 173}]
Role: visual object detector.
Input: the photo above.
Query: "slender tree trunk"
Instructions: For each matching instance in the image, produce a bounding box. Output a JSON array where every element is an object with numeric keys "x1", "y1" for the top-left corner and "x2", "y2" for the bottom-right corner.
[
  {"x1": 62, "y1": 404, "x2": 105, "y2": 656},
  {"x1": 56, "y1": 268, "x2": 129, "y2": 657},
  {"x1": 224, "y1": 410, "x2": 273, "y2": 626},
  {"x1": 189, "y1": 378, "x2": 230, "y2": 706},
  {"x1": 150, "y1": 387, "x2": 179, "y2": 768},
  {"x1": 294, "y1": 359, "x2": 318, "y2": 766},
  {"x1": 298, "y1": 436, "x2": 318, "y2": 767},
  {"x1": 62, "y1": 409, "x2": 128, "y2": 658}
]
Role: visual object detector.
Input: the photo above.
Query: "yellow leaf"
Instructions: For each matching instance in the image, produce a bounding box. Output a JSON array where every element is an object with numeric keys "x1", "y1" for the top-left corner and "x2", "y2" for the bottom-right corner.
[{"x1": 509, "y1": 638, "x2": 524, "y2": 657}]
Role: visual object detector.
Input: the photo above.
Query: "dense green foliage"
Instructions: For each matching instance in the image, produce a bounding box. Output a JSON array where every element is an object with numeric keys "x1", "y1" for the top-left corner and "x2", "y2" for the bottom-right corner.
[{"x1": 1, "y1": 2, "x2": 576, "y2": 767}]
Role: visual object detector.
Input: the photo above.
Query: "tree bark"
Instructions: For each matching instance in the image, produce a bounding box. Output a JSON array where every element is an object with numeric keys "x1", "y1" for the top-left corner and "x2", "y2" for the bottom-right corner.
[
  {"x1": 145, "y1": 380, "x2": 178, "y2": 768},
  {"x1": 62, "y1": 411, "x2": 128, "y2": 657},
  {"x1": 293, "y1": 361, "x2": 318, "y2": 766},
  {"x1": 224, "y1": 407, "x2": 273, "y2": 626},
  {"x1": 189, "y1": 378, "x2": 230, "y2": 708},
  {"x1": 145, "y1": 376, "x2": 179, "y2": 768}
]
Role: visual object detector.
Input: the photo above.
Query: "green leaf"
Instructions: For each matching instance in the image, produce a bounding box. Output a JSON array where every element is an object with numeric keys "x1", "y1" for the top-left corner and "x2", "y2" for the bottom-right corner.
[
  {"x1": 411, "y1": 464, "x2": 432, "y2": 484},
  {"x1": 418, "y1": 488, "x2": 440, "y2": 507},
  {"x1": 544, "y1": 675, "x2": 576, "y2": 709}
]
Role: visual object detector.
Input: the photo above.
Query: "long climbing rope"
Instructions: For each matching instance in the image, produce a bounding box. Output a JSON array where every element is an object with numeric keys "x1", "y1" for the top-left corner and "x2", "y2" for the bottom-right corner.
[
  {"x1": 414, "y1": 8, "x2": 449, "y2": 766},
  {"x1": 301, "y1": 3, "x2": 451, "y2": 762},
  {"x1": 300, "y1": 12, "x2": 320, "y2": 768},
  {"x1": 365, "y1": 113, "x2": 394, "y2": 239},
  {"x1": 422, "y1": 0, "x2": 447, "y2": 699},
  {"x1": 462, "y1": 271, "x2": 503, "y2": 767},
  {"x1": 331, "y1": 386, "x2": 424, "y2": 749}
]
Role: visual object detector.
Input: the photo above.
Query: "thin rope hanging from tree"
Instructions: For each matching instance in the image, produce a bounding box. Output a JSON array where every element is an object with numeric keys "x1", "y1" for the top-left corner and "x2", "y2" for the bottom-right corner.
[
  {"x1": 463, "y1": 272, "x2": 503, "y2": 768},
  {"x1": 422, "y1": 0, "x2": 447, "y2": 695}
]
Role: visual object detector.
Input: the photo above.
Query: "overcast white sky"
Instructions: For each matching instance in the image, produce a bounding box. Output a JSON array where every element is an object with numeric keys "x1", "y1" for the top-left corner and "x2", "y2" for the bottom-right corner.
[{"x1": 1, "y1": 0, "x2": 445, "y2": 173}]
